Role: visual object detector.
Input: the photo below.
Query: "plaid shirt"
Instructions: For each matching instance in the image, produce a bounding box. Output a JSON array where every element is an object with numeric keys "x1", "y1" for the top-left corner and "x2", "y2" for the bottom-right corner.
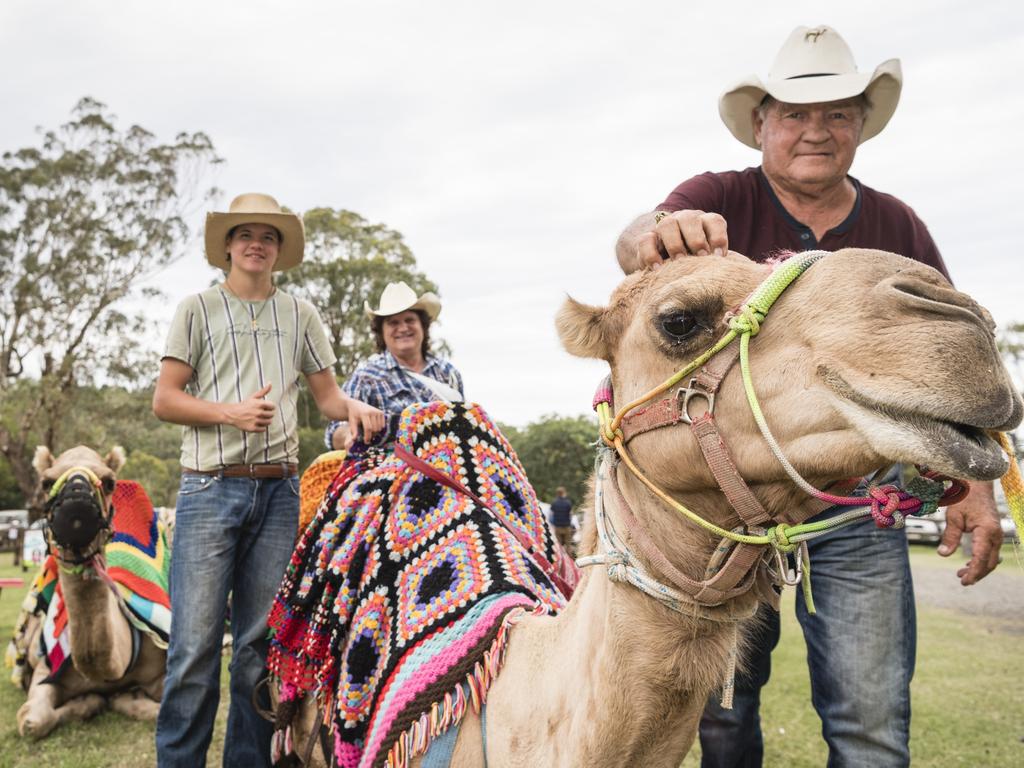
[{"x1": 324, "y1": 351, "x2": 464, "y2": 448}]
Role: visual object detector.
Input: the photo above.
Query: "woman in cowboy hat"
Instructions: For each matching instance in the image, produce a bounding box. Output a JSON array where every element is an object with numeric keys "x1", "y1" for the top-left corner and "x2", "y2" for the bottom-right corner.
[
  {"x1": 324, "y1": 281, "x2": 464, "y2": 450},
  {"x1": 152, "y1": 192, "x2": 384, "y2": 768},
  {"x1": 614, "y1": 25, "x2": 1003, "y2": 768}
]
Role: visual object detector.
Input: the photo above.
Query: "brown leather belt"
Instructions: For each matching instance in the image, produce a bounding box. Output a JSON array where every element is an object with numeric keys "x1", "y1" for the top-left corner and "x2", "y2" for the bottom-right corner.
[{"x1": 183, "y1": 463, "x2": 298, "y2": 479}]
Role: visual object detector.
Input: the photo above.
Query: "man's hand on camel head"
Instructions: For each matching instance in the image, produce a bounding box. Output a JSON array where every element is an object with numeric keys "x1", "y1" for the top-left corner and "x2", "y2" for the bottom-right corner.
[
  {"x1": 637, "y1": 210, "x2": 730, "y2": 268},
  {"x1": 226, "y1": 383, "x2": 277, "y2": 432}
]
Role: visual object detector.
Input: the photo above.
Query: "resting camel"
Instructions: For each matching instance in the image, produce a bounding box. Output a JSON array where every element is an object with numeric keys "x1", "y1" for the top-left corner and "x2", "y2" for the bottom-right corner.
[
  {"x1": 283, "y1": 248, "x2": 1022, "y2": 767},
  {"x1": 14, "y1": 446, "x2": 168, "y2": 738}
]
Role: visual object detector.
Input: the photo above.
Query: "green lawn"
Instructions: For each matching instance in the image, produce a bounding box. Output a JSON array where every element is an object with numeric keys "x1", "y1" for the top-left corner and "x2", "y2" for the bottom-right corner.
[
  {"x1": 0, "y1": 559, "x2": 225, "y2": 768},
  {"x1": 0, "y1": 550, "x2": 1020, "y2": 767}
]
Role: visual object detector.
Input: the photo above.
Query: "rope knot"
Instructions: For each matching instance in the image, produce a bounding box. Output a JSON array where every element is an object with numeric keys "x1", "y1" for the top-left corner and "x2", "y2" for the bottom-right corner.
[
  {"x1": 727, "y1": 305, "x2": 764, "y2": 336},
  {"x1": 604, "y1": 551, "x2": 629, "y2": 582},
  {"x1": 768, "y1": 523, "x2": 797, "y2": 553},
  {"x1": 868, "y1": 485, "x2": 905, "y2": 528}
]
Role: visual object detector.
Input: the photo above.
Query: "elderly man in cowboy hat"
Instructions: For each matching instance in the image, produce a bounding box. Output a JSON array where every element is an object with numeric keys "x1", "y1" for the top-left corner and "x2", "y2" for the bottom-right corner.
[
  {"x1": 152, "y1": 193, "x2": 384, "y2": 767},
  {"x1": 324, "y1": 280, "x2": 464, "y2": 450},
  {"x1": 616, "y1": 25, "x2": 1003, "y2": 768}
]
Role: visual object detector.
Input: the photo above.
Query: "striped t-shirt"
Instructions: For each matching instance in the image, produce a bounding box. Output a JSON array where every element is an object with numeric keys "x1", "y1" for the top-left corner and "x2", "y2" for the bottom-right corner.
[{"x1": 162, "y1": 285, "x2": 337, "y2": 470}]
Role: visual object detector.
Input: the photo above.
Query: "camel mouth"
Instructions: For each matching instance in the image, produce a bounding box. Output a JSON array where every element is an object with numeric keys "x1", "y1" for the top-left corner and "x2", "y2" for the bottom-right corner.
[{"x1": 821, "y1": 370, "x2": 1011, "y2": 480}]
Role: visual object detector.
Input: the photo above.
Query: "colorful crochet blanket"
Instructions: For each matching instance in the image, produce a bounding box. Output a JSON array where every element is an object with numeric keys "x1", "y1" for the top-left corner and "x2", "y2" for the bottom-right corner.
[
  {"x1": 6, "y1": 480, "x2": 171, "y2": 682},
  {"x1": 268, "y1": 401, "x2": 579, "y2": 768}
]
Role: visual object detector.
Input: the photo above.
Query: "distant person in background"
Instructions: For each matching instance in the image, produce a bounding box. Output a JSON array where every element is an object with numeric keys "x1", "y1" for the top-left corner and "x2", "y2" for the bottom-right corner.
[
  {"x1": 9, "y1": 521, "x2": 22, "y2": 567},
  {"x1": 324, "y1": 281, "x2": 464, "y2": 450},
  {"x1": 548, "y1": 487, "x2": 574, "y2": 556}
]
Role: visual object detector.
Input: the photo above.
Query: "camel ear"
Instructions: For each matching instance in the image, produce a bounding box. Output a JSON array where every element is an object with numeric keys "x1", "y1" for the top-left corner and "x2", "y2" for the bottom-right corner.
[
  {"x1": 105, "y1": 446, "x2": 127, "y2": 473},
  {"x1": 556, "y1": 296, "x2": 613, "y2": 361},
  {"x1": 32, "y1": 446, "x2": 54, "y2": 477}
]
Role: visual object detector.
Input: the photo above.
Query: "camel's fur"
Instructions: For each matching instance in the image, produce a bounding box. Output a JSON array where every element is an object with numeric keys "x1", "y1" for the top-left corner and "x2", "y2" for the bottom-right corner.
[
  {"x1": 16, "y1": 445, "x2": 166, "y2": 739},
  {"x1": 291, "y1": 250, "x2": 1022, "y2": 767}
]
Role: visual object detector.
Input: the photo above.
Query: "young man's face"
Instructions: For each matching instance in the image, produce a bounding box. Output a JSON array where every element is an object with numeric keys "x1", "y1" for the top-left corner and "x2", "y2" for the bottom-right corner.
[{"x1": 226, "y1": 223, "x2": 281, "y2": 275}]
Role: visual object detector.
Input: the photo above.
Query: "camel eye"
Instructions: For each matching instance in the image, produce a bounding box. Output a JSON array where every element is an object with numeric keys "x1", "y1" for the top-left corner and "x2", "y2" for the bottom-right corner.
[
  {"x1": 41, "y1": 478, "x2": 56, "y2": 492},
  {"x1": 101, "y1": 477, "x2": 115, "y2": 493},
  {"x1": 660, "y1": 312, "x2": 702, "y2": 342}
]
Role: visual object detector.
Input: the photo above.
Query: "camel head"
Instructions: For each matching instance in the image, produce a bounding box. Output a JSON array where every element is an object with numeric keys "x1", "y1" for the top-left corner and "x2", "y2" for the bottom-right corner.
[
  {"x1": 33, "y1": 445, "x2": 126, "y2": 561},
  {"x1": 557, "y1": 250, "x2": 1022, "y2": 504}
]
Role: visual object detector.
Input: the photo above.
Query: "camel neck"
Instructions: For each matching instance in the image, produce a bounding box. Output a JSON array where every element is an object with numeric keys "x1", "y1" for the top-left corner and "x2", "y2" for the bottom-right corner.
[{"x1": 488, "y1": 541, "x2": 736, "y2": 766}]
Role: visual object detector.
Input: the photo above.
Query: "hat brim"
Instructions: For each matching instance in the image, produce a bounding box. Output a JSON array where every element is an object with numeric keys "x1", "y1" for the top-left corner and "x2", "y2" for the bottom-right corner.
[
  {"x1": 205, "y1": 211, "x2": 305, "y2": 272},
  {"x1": 364, "y1": 292, "x2": 442, "y2": 321},
  {"x1": 718, "y1": 58, "x2": 902, "y2": 149}
]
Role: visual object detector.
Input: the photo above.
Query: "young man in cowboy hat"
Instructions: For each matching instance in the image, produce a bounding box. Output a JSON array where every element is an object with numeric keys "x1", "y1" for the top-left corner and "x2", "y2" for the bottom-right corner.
[
  {"x1": 616, "y1": 25, "x2": 1003, "y2": 768},
  {"x1": 152, "y1": 192, "x2": 385, "y2": 767}
]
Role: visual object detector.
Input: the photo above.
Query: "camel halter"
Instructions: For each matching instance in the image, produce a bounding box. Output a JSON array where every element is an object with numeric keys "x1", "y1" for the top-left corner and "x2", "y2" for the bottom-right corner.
[
  {"x1": 43, "y1": 465, "x2": 115, "y2": 568},
  {"x1": 580, "y1": 251, "x2": 993, "y2": 614}
]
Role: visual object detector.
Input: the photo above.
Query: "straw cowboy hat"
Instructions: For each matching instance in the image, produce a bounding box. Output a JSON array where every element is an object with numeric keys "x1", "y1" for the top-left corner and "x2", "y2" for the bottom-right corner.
[
  {"x1": 204, "y1": 192, "x2": 305, "y2": 271},
  {"x1": 719, "y1": 25, "x2": 902, "y2": 149},
  {"x1": 364, "y1": 282, "x2": 442, "y2": 320}
]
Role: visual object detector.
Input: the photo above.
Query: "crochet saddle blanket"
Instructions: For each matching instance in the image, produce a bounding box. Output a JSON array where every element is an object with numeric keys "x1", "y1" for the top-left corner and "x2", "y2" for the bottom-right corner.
[
  {"x1": 267, "y1": 401, "x2": 579, "y2": 768},
  {"x1": 5, "y1": 480, "x2": 171, "y2": 684}
]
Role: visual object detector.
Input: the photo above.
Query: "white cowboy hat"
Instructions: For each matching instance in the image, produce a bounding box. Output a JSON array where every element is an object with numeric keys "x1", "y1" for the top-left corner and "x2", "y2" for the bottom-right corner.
[
  {"x1": 364, "y1": 281, "x2": 442, "y2": 320},
  {"x1": 718, "y1": 25, "x2": 902, "y2": 149},
  {"x1": 204, "y1": 192, "x2": 305, "y2": 271}
]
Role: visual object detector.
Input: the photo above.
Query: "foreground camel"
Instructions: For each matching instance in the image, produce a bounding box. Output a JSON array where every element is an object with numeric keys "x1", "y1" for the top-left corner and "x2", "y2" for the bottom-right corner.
[
  {"x1": 15, "y1": 446, "x2": 167, "y2": 738},
  {"x1": 285, "y1": 249, "x2": 1022, "y2": 767}
]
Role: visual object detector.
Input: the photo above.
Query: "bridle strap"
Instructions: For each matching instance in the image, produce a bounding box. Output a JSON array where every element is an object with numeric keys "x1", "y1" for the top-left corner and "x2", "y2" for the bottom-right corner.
[
  {"x1": 607, "y1": 463, "x2": 765, "y2": 605},
  {"x1": 620, "y1": 344, "x2": 772, "y2": 530}
]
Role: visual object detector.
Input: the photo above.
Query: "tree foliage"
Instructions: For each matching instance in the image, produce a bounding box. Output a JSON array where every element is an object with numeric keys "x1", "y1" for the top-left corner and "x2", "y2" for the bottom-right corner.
[
  {"x1": 277, "y1": 208, "x2": 446, "y2": 381},
  {"x1": 0, "y1": 98, "x2": 220, "y2": 509},
  {"x1": 997, "y1": 321, "x2": 1024, "y2": 387},
  {"x1": 503, "y1": 414, "x2": 598, "y2": 505}
]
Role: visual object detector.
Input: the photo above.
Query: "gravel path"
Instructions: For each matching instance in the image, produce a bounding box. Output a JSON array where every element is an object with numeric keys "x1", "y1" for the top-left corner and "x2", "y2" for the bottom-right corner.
[{"x1": 909, "y1": 547, "x2": 1024, "y2": 632}]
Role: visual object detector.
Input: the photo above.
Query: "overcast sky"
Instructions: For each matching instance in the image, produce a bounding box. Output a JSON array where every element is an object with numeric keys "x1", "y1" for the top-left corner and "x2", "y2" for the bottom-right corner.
[{"x1": 2, "y1": 0, "x2": 1021, "y2": 427}]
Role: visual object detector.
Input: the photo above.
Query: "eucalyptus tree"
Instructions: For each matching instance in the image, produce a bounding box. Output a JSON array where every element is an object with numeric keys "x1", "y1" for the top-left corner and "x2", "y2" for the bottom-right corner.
[{"x1": 0, "y1": 98, "x2": 220, "y2": 510}]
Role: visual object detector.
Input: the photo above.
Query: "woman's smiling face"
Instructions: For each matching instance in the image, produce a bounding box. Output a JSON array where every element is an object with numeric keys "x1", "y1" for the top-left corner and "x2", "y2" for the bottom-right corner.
[{"x1": 382, "y1": 310, "x2": 425, "y2": 361}]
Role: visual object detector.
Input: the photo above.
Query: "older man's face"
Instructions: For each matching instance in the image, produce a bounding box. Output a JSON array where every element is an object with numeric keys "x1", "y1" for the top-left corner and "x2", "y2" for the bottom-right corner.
[{"x1": 753, "y1": 99, "x2": 865, "y2": 192}]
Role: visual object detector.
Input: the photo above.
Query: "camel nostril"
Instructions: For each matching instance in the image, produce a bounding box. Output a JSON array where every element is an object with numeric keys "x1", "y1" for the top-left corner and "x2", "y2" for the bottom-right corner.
[{"x1": 888, "y1": 278, "x2": 991, "y2": 328}]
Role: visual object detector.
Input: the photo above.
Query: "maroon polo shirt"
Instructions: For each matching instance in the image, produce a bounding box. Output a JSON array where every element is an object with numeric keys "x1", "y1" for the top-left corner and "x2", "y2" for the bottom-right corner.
[{"x1": 656, "y1": 166, "x2": 951, "y2": 281}]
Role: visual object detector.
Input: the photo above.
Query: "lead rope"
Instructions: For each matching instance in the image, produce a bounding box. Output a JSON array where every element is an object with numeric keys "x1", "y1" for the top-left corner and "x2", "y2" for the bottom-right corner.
[{"x1": 576, "y1": 449, "x2": 753, "y2": 708}]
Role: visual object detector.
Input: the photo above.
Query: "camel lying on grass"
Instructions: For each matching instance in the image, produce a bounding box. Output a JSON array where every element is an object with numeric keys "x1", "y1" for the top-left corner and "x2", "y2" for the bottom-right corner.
[{"x1": 12, "y1": 446, "x2": 169, "y2": 738}]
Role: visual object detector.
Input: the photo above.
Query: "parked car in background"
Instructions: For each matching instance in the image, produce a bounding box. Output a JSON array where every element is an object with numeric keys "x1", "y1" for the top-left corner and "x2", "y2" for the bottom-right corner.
[
  {"x1": 21, "y1": 519, "x2": 48, "y2": 572},
  {"x1": 999, "y1": 515, "x2": 1019, "y2": 544},
  {"x1": 904, "y1": 513, "x2": 944, "y2": 544}
]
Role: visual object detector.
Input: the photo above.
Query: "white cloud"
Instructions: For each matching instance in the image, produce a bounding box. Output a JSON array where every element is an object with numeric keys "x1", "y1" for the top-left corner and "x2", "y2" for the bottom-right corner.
[{"x1": 3, "y1": 0, "x2": 1021, "y2": 425}]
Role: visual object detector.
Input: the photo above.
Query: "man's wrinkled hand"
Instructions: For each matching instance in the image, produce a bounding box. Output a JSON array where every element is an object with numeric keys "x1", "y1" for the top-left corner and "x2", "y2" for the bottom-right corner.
[
  {"x1": 637, "y1": 210, "x2": 730, "y2": 268},
  {"x1": 937, "y1": 485, "x2": 1003, "y2": 585}
]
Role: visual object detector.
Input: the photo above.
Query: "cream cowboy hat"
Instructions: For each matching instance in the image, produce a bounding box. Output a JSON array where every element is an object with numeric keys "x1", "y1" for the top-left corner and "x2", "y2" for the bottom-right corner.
[
  {"x1": 364, "y1": 282, "x2": 442, "y2": 320},
  {"x1": 718, "y1": 25, "x2": 902, "y2": 149},
  {"x1": 204, "y1": 192, "x2": 305, "y2": 271}
]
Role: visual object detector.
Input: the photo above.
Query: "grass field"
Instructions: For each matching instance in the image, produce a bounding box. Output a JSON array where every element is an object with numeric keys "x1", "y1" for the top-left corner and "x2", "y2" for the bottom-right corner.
[{"x1": 0, "y1": 549, "x2": 1021, "y2": 767}]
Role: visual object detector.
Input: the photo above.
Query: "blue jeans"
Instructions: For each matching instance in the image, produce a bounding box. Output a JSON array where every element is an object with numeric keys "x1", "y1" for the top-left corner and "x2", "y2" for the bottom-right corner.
[
  {"x1": 156, "y1": 473, "x2": 299, "y2": 768},
  {"x1": 700, "y1": 503, "x2": 915, "y2": 768}
]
